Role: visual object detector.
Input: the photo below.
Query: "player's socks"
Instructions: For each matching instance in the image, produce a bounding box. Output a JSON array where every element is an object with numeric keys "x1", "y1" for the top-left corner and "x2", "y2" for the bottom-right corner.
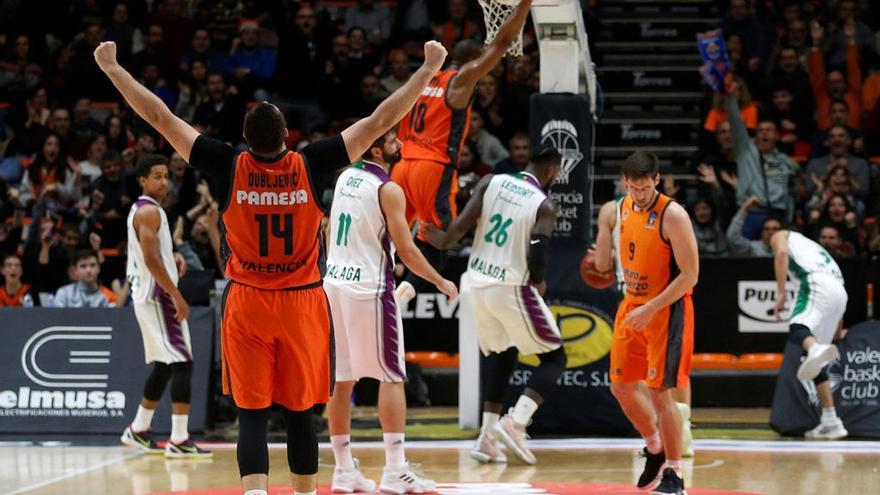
[
  {"x1": 675, "y1": 403, "x2": 694, "y2": 458},
  {"x1": 383, "y1": 433, "x2": 406, "y2": 469},
  {"x1": 480, "y1": 412, "x2": 500, "y2": 436},
  {"x1": 394, "y1": 281, "x2": 415, "y2": 307},
  {"x1": 132, "y1": 405, "x2": 155, "y2": 432},
  {"x1": 645, "y1": 431, "x2": 662, "y2": 454},
  {"x1": 821, "y1": 406, "x2": 838, "y2": 423},
  {"x1": 666, "y1": 459, "x2": 682, "y2": 473},
  {"x1": 511, "y1": 395, "x2": 539, "y2": 426},
  {"x1": 331, "y1": 434, "x2": 355, "y2": 469},
  {"x1": 243, "y1": 490, "x2": 267, "y2": 495},
  {"x1": 170, "y1": 414, "x2": 189, "y2": 444}
]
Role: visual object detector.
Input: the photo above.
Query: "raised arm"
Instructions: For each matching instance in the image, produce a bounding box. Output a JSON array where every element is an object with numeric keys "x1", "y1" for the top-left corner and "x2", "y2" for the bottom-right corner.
[
  {"x1": 725, "y1": 91, "x2": 750, "y2": 157},
  {"x1": 94, "y1": 42, "x2": 200, "y2": 161},
  {"x1": 341, "y1": 41, "x2": 447, "y2": 162},
  {"x1": 134, "y1": 205, "x2": 189, "y2": 322},
  {"x1": 423, "y1": 174, "x2": 492, "y2": 249},
  {"x1": 592, "y1": 199, "x2": 617, "y2": 273},
  {"x1": 447, "y1": 0, "x2": 533, "y2": 109},
  {"x1": 770, "y1": 230, "x2": 790, "y2": 320}
]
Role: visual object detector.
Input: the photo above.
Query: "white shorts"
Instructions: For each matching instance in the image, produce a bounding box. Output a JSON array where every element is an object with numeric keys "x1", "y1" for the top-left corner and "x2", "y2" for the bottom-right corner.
[
  {"x1": 133, "y1": 288, "x2": 193, "y2": 364},
  {"x1": 325, "y1": 283, "x2": 406, "y2": 383},
  {"x1": 790, "y1": 273, "x2": 847, "y2": 344},
  {"x1": 461, "y1": 274, "x2": 562, "y2": 356}
]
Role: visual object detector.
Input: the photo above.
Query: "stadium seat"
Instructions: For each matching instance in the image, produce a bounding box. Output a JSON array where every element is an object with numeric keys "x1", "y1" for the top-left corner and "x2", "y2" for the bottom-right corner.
[{"x1": 691, "y1": 353, "x2": 738, "y2": 369}]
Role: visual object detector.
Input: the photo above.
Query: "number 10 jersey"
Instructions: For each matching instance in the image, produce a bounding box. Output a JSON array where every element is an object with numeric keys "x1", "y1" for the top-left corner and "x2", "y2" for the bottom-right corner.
[{"x1": 468, "y1": 173, "x2": 548, "y2": 288}]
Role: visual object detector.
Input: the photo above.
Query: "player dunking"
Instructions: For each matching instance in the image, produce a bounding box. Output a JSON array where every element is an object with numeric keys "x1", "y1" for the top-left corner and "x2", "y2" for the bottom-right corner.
[
  {"x1": 606, "y1": 152, "x2": 698, "y2": 495},
  {"x1": 425, "y1": 147, "x2": 565, "y2": 466},
  {"x1": 121, "y1": 154, "x2": 211, "y2": 459},
  {"x1": 95, "y1": 40, "x2": 449, "y2": 495},
  {"x1": 393, "y1": 0, "x2": 533, "y2": 306},
  {"x1": 324, "y1": 129, "x2": 457, "y2": 494}
]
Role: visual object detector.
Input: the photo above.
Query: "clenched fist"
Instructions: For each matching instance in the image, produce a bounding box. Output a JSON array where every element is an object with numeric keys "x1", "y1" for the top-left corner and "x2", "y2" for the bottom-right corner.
[
  {"x1": 422, "y1": 41, "x2": 448, "y2": 73},
  {"x1": 93, "y1": 41, "x2": 119, "y2": 72}
]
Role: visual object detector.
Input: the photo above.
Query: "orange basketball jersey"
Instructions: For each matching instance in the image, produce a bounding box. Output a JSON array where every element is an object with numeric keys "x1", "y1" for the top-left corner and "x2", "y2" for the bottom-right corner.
[
  {"x1": 221, "y1": 151, "x2": 325, "y2": 290},
  {"x1": 398, "y1": 69, "x2": 472, "y2": 166},
  {"x1": 618, "y1": 193, "x2": 690, "y2": 304}
]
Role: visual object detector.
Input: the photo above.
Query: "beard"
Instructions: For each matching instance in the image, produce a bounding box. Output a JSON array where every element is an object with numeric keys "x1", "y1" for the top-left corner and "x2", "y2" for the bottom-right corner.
[{"x1": 384, "y1": 150, "x2": 402, "y2": 166}]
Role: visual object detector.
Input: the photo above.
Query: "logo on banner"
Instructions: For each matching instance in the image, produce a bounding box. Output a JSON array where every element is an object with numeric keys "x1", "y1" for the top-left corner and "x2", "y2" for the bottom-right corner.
[
  {"x1": 400, "y1": 294, "x2": 458, "y2": 319},
  {"x1": 539, "y1": 120, "x2": 584, "y2": 186},
  {"x1": 632, "y1": 71, "x2": 673, "y2": 87},
  {"x1": 640, "y1": 23, "x2": 679, "y2": 38},
  {"x1": 620, "y1": 124, "x2": 662, "y2": 140},
  {"x1": 0, "y1": 326, "x2": 126, "y2": 417},
  {"x1": 737, "y1": 281, "x2": 798, "y2": 333}
]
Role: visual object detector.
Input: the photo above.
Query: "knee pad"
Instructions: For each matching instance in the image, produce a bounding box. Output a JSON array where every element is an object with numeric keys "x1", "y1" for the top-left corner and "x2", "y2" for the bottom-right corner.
[
  {"x1": 813, "y1": 366, "x2": 829, "y2": 385},
  {"x1": 789, "y1": 323, "x2": 813, "y2": 347},
  {"x1": 143, "y1": 362, "x2": 172, "y2": 401},
  {"x1": 482, "y1": 347, "x2": 519, "y2": 405},
  {"x1": 528, "y1": 347, "x2": 567, "y2": 400},
  {"x1": 282, "y1": 408, "x2": 318, "y2": 475},
  {"x1": 237, "y1": 408, "x2": 270, "y2": 477},
  {"x1": 169, "y1": 362, "x2": 193, "y2": 403}
]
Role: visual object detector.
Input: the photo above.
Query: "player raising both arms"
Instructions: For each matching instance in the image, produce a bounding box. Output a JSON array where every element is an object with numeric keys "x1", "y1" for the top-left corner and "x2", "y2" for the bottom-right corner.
[
  {"x1": 95, "y1": 39, "x2": 448, "y2": 495},
  {"x1": 393, "y1": 0, "x2": 534, "y2": 306}
]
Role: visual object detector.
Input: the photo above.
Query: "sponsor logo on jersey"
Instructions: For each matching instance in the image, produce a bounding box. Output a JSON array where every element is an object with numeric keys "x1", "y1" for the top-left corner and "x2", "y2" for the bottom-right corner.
[
  {"x1": 737, "y1": 280, "x2": 798, "y2": 333},
  {"x1": 235, "y1": 189, "x2": 309, "y2": 206},
  {"x1": 646, "y1": 210, "x2": 658, "y2": 229},
  {"x1": 420, "y1": 86, "x2": 444, "y2": 98}
]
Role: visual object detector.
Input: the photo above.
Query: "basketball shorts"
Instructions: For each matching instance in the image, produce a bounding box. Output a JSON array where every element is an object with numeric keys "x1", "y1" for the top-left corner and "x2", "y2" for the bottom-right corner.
[
  {"x1": 133, "y1": 286, "x2": 193, "y2": 364},
  {"x1": 461, "y1": 273, "x2": 562, "y2": 356},
  {"x1": 790, "y1": 273, "x2": 847, "y2": 345},
  {"x1": 390, "y1": 158, "x2": 458, "y2": 242},
  {"x1": 221, "y1": 282, "x2": 333, "y2": 411},
  {"x1": 611, "y1": 296, "x2": 694, "y2": 389},
  {"x1": 325, "y1": 284, "x2": 406, "y2": 383}
]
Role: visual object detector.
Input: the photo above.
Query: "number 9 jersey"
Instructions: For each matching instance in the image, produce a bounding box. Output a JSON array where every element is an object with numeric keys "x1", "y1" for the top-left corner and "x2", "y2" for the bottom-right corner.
[{"x1": 222, "y1": 150, "x2": 325, "y2": 290}]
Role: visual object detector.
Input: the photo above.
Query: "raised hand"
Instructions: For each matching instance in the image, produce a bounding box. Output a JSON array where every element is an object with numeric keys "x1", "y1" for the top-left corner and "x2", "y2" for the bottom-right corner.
[
  {"x1": 422, "y1": 40, "x2": 448, "y2": 73},
  {"x1": 93, "y1": 41, "x2": 119, "y2": 72}
]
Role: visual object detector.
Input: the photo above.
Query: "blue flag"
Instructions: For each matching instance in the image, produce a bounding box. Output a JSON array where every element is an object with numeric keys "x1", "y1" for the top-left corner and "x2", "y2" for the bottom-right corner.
[{"x1": 697, "y1": 29, "x2": 730, "y2": 93}]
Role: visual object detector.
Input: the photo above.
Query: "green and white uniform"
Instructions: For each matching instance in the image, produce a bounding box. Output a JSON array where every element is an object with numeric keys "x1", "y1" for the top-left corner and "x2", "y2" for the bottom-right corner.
[
  {"x1": 786, "y1": 231, "x2": 847, "y2": 344},
  {"x1": 461, "y1": 172, "x2": 562, "y2": 356}
]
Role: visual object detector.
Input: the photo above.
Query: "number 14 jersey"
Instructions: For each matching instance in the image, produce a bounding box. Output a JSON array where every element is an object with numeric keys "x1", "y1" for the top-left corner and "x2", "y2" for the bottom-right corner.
[{"x1": 468, "y1": 173, "x2": 548, "y2": 288}]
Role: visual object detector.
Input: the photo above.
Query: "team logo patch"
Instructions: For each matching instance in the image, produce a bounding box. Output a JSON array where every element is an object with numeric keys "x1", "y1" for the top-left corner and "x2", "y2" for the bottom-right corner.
[
  {"x1": 645, "y1": 211, "x2": 658, "y2": 229},
  {"x1": 648, "y1": 368, "x2": 657, "y2": 380}
]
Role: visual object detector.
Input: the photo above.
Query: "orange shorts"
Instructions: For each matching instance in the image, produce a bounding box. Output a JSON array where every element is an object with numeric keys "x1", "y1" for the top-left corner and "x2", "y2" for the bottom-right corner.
[
  {"x1": 390, "y1": 158, "x2": 458, "y2": 241},
  {"x1": 610, "y1": 296, "x2": 694, "y2": 389},
  {"x1": 221, "y1": 282, "x2": 333, "y2": 411}
]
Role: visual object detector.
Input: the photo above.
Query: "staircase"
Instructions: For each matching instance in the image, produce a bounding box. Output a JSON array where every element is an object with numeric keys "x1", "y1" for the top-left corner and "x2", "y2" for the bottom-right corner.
[{"x1": 592, "y1": 0, "x2": 720, "y2": 202}]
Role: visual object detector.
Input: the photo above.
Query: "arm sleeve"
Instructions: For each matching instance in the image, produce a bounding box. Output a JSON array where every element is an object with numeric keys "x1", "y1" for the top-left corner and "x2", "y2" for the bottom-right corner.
[
  {"x1": 725, "y1": 96, "x2": 750, "y2": 157},
  {"x1": 301, "y1": 134, "x2": 349, "y2": 193},
  {"x1": 726, "y1": 209, "x2": 750, "y2": 255},
  {"x1": 527, "y1": 234, "x2": 550, "y2": 284},
  {"x1": 188, "y1": 135, "x2": 237, "y2": 206}
]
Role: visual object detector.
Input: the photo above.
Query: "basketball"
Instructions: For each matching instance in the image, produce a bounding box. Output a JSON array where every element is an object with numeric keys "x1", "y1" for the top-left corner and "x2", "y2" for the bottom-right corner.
[{"x1": 580, "y1": 251, "x2": 615, "y2": 289}]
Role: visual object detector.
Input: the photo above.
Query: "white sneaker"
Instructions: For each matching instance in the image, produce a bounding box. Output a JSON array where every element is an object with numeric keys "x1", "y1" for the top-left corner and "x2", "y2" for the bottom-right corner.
[
  {"x1": 491, "y1": 412, "x2": 536, "y2": 465},
  {"x1": 797, "y1": 344, "x2": 839, "y2": 381},
  {"x1": 332, "y1": 458, "x2": 376, "y2": 493},
  {"x1": 676, "y1": 402, "x2": 694, "y2": 458},
  {"x1": 805, "y1": 417, "x2": 848, "y2": 440},
  {"x1": 470, "y1": 432, "x2": 507, "y2": 463},
  {"x1": 379, "y1": 461, "x2": 436, "y2": 494}
]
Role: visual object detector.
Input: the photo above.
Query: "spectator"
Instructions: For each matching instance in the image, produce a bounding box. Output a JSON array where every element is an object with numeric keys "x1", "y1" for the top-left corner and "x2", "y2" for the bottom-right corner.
[
  {"x1": 726, "y1": 196, "x2": 781, "y2": 257},
  {"x1": 805, "y1": 126, "x2": 869, "y2": 199},
  {"x1": 148, "y1": 0, "x2": 195, "y2": 69},
  {"x1": 89, "y1": 150, "x2": 130, "y2": 248},
  {"x1": 19, "y1": 133, "x2": 82, "y2": 208},
  {"x1": 473, "y1": 73, "x2": 512, "y2": 142},
  {"x1": 319, "y1": 35, "x2": 362, "y2": 120},
  {"x1": 726, "y1": 83, "x2": 798, "y2": 233},
  {"x1": 345, "y1": 0, "x2": 392, "y2": 46},
  {"x1": 131, "y1": 24, "x2": 168, "y2": 78},
  {"x1": 812, "y1": 193, "x2": 861, "y2": 251},
  {"x1": 179, "y1": 29, "x2": 221, "y2": 76},
  {"x1": 824, "y1": 1, "x2": 875, "y2": 70},
  {"x1": 721, "y1": 0, "x2": 767, "y2": 63},
  {"x1": 70, "y1": 97, "x2": 103, "y2": 159},
  {"x1": 193, "y1": 72, "x2": 245, "y2": 144},
  {"x1": 692, "y1": 197, "x2": 729, "y2": 256},
  {"x1": 380, "y1": 49, "x2": 411, "y2": 94},
  {"x1": 810, "y1": 99, "x2": 865, "y2": 157},
  {"x1": 809, "y1": 21, "x2": 862, "y2": 130},
  {"x1": 221, "y1": 22, "x2": 277, "y2": 98},
  {"x1": 726, "y1": 34, "x2": 762, "y2": 95},
  {"x1": 761, "y1": 84, "x2": 815, "y2": 154},
  {"x1": 0, "y1": 34, "x2": 42, "y2": 99},
  {"x1": 761, "y1": 46, "x2": 814, "y2": 114},
  {"x1": 175, "y1": 59, "x2": 210, "y2": 122},
  {"x1": 66, "y1": 24, "x2": 115, "y2": 100},
  {"x1": 103, "y1": 2, "x2": 143, "y2": 64},
  {"x1": 78, "y1": 134, "x2": 107, "y2": 183},
  {"x1": 167, "y1": 152, "x2": 198, "y2": 221},
  {"x1": 140, "y1": 63, "x2": 176, "y2": 111},
  {"x1": 104, "y1": 115, "x2": 133, "y2": 153},
  {"x1": 270, "y1": 3, "x2": 325, "y2": 132},
  {"x1": 816, "y1": 223, "x2": 856, "y2": 258},
  {"x1": 32, "y1": 222, "x2": 83, "y2": 294},
  {"x1": 468, "y1": 111, "x2": 509, "y2": 168},
  {"x1": 0, "y1": 254, "x2": 35, "y2": 307},
  {"x1": 694, "y1": 161, "x2": 735, "y2": 227},
  {"x1": 494, "y1": 133, "x2": 530, "y2": 174},
  {"x1": 806, "y1": 164, "x2": 865, "y2": 222},
  {"x1": 48, "y1": 107, "x2": 72, "y2": 154},
  {"x1": 436, "y1": 0, "x2": 479, "y2": 51},
  {"x1": 53, "y1": 249, "x2": 116, "y2": 308},
  {"x1": 13, "y1": 86, "x2": 51, "y2": 153},
  {"x1": 705, "y1": 76, "x2": 759, "y2": 133},
  {"x1": 347, "y1": 26, "x2": 380, "y2": 78},
  {"x1": 352, "y1": 74, "x2": 382, "y2": 117}
]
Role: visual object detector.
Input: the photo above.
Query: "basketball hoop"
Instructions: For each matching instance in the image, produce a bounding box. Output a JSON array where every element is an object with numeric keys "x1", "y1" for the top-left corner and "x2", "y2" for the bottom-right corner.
[{"x1": 478, "y1": 0, "x2": 524, "y2": 57}]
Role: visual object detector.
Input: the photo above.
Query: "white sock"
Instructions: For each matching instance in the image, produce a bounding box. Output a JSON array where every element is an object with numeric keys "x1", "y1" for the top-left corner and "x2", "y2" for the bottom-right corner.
[
  {"x1": 666, "y1": 459, "x2": 682, "y2": 474},
  {"x1": 170, "y1": 414, "x2": 189, "y2": 444},
  {"x1": 330, "y1": 434, "x2": 355, "y2": 469},
  {"x1": 294, "y1": 491, "x2": 317, "y2": 495},
  {"x1": 822, "y1": 406, "x2": 837, "y2": 422},
  {"x1": 383, "y1": 432, "x2": 406, "y2": 469},
  {"x1": 244, "y1": 490, "x2": 268, "y2": 495},
  {"x1": 480, "y1": 412, "x2": 500, "y2": 436},
  {"x1": 645, "y1": 431, "x2": 662, "y2": 454},
  {"x1": 132, "y1": 405, "x2": 155, "y2": 432},
  {"x1": 394, "y1": 281, "x2": 415, "y2": 306},
  {"x1": 676, "y1": 402, "x2": 691, "y2": 421},
  {"x1": 511, "y1": 395, "x2": 539, "y2": 426}
]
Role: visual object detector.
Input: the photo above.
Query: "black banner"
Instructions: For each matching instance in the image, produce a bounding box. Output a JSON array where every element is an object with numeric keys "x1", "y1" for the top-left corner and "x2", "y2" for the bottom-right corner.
[
  {"x1": 0, "y1": 307, "x2": 214, "y2": 434},
  {"x1": 770, "y1": 320, "x2": 880, "y2": 438},
  {"x1": 529, "y1": 93, "x2": 593, "y2": 242}
]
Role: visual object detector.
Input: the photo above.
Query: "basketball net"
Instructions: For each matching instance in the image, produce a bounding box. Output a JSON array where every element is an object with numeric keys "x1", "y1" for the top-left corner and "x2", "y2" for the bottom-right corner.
[{"x1": 478, "y1": 0, "x2": 524, "y2": 57}]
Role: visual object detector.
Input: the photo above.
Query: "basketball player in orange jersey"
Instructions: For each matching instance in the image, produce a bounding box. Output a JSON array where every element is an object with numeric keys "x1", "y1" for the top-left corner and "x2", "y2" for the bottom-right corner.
[
  {"x1": 393, "y1": 0, "x2": 533, "y2": 305},
  {"x1": 602, "y1": 152, "x2": 698, "y2": 495},
  {"x1": 94, "y1": 39, "x2": 449, "y2": 495}
]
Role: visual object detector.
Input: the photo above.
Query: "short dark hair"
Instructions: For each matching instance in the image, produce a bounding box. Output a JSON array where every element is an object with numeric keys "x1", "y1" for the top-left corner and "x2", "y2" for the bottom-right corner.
[
  {"x1": 135, "y1": 153, "x2": 168, "y2": 179},
  {"x1": 362, "y1": 130, "x2": 393, "y2": 161},
  {"x1": 100, "y1": 150, "x2": 121, "y2": 166},
  {"x1": 244, "y1": 102, "x2": 287, "y2": 156},
  {"x1": 830, "y1": 97, "x2": 849, "y2": 110},
  {"x1": 452, "y1": 39, "x2": 482, "y2": 65},
  {"x1": 621, "y1": 150, "x2": 659, "y2": 179},
  {"x1": 763, "y1": 216, "x2": 783, "y2": 229},
  {"x1": 72, "y1": 249, "x2": 99, "y2": 266},
  {"x1": 532, "y1": 145, "x2": 561, "y2": 169}
]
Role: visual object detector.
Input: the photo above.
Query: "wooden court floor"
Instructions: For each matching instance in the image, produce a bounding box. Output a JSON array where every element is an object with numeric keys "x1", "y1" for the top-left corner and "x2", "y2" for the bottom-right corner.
[{"x1": 3, "y1": 439, "x2": 879, "y2": 494}]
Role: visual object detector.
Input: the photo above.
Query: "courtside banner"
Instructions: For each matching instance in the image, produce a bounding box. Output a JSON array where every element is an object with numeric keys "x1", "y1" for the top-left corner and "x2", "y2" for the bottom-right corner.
[
  {"x1": 0, "y1": 307, "x2": 214, "y2": 434},
  {"x1": 771, "y1": 320, "x2": 880, "y2": 438}
]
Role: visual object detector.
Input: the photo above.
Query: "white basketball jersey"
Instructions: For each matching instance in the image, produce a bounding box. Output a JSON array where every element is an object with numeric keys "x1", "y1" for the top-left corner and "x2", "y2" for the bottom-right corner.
[
  {"x1": 325, "y1": 161, "x2": 395, "y2": 298},
  {"x1": 787, "y1": 231, "x2": 843, "y2": 282},
  {"x1": 468, "y1": 173, "x2": 548, "y2": 288},
  {"x1": 612, "y1": 197, "x2": 625, "y2": 293},
  {"x1": 127, "y1": 195, "x2": 178, "y2": 303}
]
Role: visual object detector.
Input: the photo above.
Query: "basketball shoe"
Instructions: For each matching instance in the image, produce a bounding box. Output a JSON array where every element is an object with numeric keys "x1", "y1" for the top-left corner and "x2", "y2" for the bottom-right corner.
[
  {"x1": 470, "y1": 432, "x2": 507, "y2": 463},
  {"x1": 797, "y1": 343, "x2": 839, "y2": 381},
  {"x1": 332, "y1": 458, "x2": 376, "y2": 493},
  {"x1": 120, "y1": 425, "x2": 163, "y2": 454},
  {"x1": 379, "y1": 461, "x2": 436, "y2": 494},
  {"x1": 650, "y1": 467, "x2": 686, "y2": 495},
  {"x1": 491, "y1": 413, "x2": 536, "y2": 465},
  {"x1": 164, "y1": 438, "x2": 213, "y2": 459},
  {"x1": 637, "y1": 447, "x2": 666, "y2": 490},
  {"x1": 805, "y1": 417, "x2": 848, "y2": 440}
]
